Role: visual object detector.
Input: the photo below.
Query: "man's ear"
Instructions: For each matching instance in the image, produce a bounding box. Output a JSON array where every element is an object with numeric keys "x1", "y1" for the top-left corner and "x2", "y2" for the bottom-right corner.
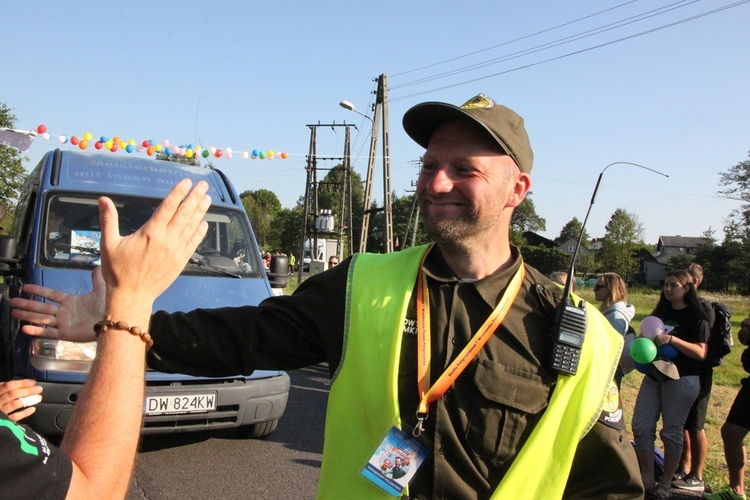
[{"x1": 507, "y1": 172, "x2": 532, "y2": 208}]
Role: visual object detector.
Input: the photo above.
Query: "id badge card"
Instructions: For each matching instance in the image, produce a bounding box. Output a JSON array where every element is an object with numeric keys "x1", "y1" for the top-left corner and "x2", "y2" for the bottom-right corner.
[{"x1": 360, "y1": 425, "x2": 430, "y2": 497}]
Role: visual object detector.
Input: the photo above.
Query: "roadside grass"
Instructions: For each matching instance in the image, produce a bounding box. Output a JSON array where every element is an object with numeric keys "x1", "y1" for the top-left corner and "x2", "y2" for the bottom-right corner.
[{"x1": 578, "y1": 286, "x2": 750, "y2": 493}]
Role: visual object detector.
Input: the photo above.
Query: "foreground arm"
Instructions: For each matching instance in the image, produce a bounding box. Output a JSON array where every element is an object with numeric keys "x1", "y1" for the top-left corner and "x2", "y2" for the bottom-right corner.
[{"x1": 15, "y1": 179, "x2": 210, "y2": 498}]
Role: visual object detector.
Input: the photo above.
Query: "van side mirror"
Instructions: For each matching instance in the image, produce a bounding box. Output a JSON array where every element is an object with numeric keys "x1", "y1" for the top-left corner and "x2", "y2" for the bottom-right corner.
[
  {"x1": 0, "y1": 235, "x2": 20, "y2": 275},
  {"x1": 268, "y1": 255, "x2": 288, "y2": 290}
]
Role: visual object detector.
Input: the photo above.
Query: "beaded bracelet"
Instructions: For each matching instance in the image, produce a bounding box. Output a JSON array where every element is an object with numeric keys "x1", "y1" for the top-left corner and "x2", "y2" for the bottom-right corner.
[{"x1": 94, "y1": 315, "x2": 154, "y2": 349}]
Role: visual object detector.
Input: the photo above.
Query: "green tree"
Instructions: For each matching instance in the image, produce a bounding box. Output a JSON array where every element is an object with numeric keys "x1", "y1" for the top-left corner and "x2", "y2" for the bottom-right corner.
[
  {"x1": 391, "y1": 192, "x2": 429, "y2": 249},
  {"x1": 0, "y1": 103, "x2": 29, "y2": 233},
  {"x1": 240, "y1": 189, "x2": 282, "y2": 250},
  {"x1": 520, "y1": 246, "x2": 571, "y2": 276},
  {"x1": 555, "y1": 217, "x2": 589, "y2": 246},
  {"x1": 666, "y1": 253, "x2": 695, "y2": 274},
  {"x1": 718, "y1": 150, "x2": 750, "y2": 230},
  {"x1": 270, "y1": 206, "x2": 305, "y2": 260},
  {"x1": 510, "y1": 194, "x2": 546, "y2": 245},
  {"x1": 597, "y1": 208, "x2": 644, "y2": 281},
  {"x1": 714, "y1": 151, "x2": 750, "y2": 293}
]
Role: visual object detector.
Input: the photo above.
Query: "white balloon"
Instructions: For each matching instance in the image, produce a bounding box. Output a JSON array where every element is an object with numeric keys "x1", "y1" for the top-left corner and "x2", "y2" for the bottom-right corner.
[{"x1": 640, "y1": 315, "x2": 665, "y2": 340}]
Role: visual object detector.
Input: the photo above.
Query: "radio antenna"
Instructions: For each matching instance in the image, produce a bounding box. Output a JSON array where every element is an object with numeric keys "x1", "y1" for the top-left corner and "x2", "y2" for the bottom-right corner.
[{"x1": 561, "y1": 162, "x2": 669, "y2": 304}]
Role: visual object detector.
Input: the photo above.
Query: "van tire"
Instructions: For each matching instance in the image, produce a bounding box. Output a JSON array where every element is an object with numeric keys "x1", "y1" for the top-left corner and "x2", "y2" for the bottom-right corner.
[{"x1": 238, "y1": 419, "x2": 278, "y2": 439}]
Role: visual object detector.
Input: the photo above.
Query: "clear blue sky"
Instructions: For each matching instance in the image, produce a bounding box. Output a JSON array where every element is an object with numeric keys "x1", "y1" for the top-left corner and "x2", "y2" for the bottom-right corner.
[{"x1": 3, "y1": 1, "x2": 749, "y2": 245}]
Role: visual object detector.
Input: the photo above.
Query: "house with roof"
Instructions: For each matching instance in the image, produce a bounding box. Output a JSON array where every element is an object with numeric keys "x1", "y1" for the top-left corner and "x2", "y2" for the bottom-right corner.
[
  {"x1": 655, "y1": 235, "x2": 711, "y2": 264},
  {"x1": 555, "y1": 238, "x2": 593, "y2": 257},
  {"x1": 635, "y1": 235, "x2": 711, "y2": 287}
]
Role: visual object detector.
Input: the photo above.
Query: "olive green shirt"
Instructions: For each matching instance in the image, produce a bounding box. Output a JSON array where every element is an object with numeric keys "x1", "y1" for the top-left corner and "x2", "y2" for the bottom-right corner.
[{"x1": 149, "y1": 245, "x2": 643, "y2": 499}]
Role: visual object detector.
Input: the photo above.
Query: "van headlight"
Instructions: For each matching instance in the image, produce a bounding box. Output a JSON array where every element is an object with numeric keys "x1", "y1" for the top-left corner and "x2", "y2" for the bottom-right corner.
[{"x1": 30, "y1": 339, "x2": 96, "y2": 373}]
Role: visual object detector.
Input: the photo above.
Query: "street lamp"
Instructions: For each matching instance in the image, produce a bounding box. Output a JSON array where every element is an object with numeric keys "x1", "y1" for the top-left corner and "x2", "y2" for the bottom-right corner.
[{"x1": 339, "y1": 100, "x2": 373, "y2": 122}]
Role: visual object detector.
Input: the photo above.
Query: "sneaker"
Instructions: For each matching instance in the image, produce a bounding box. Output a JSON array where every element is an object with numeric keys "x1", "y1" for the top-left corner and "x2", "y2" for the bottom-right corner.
[
  {"x1": 672, "y1": 473, "x2": 705, "y2": 492},
  {"x1": 705, "y1": 487, "x2": 747, "y2": 500},
  {"x1": 672, "y1": 469, "x2": 686, "y2": 482}
]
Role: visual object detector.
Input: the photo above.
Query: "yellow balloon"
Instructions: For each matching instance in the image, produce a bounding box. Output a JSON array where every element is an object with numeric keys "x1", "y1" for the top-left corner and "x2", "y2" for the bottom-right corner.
[
  {"x1": 83, "y1": 132, "x2": 93, "y2": 141},
  {"x1": 268, "y1": 150, "x2": 275, "y2": 158},
  {"x1": 186, "y1": 149, "x2": 194, "y2": 158},
  {"x1": 128, "y1": 139, "x2": 136, "y2": 145},
  {"x1": 105, "y1": 140, "x2": 114, "y2": 149},
  {"x1": 154, "y1": 144, "x2": 162, "y2": 152}
]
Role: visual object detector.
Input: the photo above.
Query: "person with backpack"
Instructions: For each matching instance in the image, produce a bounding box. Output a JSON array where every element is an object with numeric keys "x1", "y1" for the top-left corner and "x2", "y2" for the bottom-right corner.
[
  {"x1": 673, "y1": 263, "x2": 718, "y2": 493},
  {"x1": 706, "y1": 316, "x2": 750, "y2": 500}
]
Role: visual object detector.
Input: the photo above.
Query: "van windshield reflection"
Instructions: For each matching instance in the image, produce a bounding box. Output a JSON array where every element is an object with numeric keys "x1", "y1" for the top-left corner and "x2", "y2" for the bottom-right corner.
[{"x1": 41, "y1": 193, "x2": 262, "y2": 278}]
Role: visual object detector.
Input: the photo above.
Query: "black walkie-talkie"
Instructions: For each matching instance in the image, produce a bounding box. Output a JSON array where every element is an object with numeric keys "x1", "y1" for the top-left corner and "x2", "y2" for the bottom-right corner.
[
  {"x1": 550, "y1": 294, "x2": 587, "y2": 375},
  {"x1": 549, "y1": 162, "x2": 669, "y2": 375}
]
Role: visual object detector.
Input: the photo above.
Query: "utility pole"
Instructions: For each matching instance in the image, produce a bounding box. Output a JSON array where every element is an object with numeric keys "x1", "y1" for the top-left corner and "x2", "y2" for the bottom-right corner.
[{"x1": 359, "y1": 73, "x2": 393, "y2": 253}]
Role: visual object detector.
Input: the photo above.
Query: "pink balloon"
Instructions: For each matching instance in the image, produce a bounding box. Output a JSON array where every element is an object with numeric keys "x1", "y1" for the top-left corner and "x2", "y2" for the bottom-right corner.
[{"x1": 640, "y1": 316, "x2": 665, "y2": 340}]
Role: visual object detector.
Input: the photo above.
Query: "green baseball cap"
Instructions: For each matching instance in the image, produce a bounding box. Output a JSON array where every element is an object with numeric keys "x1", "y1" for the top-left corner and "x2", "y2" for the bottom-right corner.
[{"x1": 402, "y1": 93, "x2": 534, "y2": 173}]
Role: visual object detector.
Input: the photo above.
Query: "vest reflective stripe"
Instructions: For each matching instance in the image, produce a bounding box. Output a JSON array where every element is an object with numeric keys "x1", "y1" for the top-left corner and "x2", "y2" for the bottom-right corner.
[
  {"x1": 318, "y1": 247, "x2": 427, "y2": 499},
  {"x1": 316, "y1": 247, "x2": 623, "y2": 499}
]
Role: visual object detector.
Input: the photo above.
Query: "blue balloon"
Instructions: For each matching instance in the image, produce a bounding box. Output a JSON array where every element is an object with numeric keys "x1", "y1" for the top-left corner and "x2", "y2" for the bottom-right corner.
[
  {"x1": 657, "y1": 343, "x2": 679, "y2": 360},
  {"x1": 125, "y1": 144, "x2": 135, "y2": 153},
  {"x1": 164, "y1": 147, "x2": 172, "y2": 156},
  {"x1": 634, "y1": 362, "x2": 651, "y2": 375}
]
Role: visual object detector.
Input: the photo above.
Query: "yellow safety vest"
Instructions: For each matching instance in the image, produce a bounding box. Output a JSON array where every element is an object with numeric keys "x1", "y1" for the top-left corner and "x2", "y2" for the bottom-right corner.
[{"x1": 316, "y1": 246, "x2": 622, "y2": 499}]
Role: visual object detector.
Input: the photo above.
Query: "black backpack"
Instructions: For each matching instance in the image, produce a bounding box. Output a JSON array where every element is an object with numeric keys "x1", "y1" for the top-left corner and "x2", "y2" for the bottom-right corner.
[{"x1": 707, "y1": 302, "x2": 733, "y2": 367}]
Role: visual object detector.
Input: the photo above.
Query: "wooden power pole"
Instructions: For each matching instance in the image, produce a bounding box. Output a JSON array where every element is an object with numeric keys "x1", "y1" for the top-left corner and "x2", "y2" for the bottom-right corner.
[{"x1": 359, "y1": 73, "x2": 393, "y2": 253}]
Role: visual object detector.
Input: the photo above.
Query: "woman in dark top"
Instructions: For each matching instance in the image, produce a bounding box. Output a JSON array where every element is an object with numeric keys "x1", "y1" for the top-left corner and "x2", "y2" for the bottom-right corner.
[{"x1": 631, "y1": 269, "x2": 709, "y2": 499}]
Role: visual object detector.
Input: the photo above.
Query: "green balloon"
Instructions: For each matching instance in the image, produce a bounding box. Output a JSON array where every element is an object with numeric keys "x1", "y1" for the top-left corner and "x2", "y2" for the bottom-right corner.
[
  {"x1": 202, "y1": 149, "x2": 210, "y2": 158},
  {"x1": 630, "y1": 337, "x2": 657, "y2": 364}
]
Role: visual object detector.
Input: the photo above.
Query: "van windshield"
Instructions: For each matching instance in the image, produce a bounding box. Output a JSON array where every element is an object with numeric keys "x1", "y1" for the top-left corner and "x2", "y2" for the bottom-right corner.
[{"x1": 41, "y1": 192, "x2": 263, "y2": 278}]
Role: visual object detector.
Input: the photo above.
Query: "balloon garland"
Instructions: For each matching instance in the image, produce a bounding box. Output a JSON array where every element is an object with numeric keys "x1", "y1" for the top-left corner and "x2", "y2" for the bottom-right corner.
[{"x1": 33, "y1": 124, "x2": 288, "y2": 161}]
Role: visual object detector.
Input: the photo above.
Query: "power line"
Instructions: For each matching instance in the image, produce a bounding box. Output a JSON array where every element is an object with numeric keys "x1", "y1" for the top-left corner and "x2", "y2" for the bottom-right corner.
[
  {"x1": 390, "y1": 0, "x2": 697, "y2": 90},
  {"x1": 390, "y1": 0, "x2": 750, "y2": 102},
  {"x1": 389, "y1": 0, "x2": 640, "y2": 79}
]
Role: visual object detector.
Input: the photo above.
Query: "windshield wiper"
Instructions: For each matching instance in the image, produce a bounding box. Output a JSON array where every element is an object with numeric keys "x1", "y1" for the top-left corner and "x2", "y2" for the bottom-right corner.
[
  {"x1": 186, "y1": 257, "x2": 241, "y2": 278},
  {"x1": 62, "y1": 244, "x2": 101, "y2": 256}
]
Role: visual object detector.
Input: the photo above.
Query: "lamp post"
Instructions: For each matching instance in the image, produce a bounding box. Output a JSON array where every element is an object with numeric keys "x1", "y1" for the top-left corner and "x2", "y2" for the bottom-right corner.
[{"x1": 339, "y1": 101, "x2": 372, "y2": 122}]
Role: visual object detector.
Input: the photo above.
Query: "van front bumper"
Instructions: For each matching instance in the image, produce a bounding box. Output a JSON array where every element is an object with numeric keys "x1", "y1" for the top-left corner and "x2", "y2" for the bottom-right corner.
[{"x1": 23, "y1": 373, "x2": 290, "y2": 436}]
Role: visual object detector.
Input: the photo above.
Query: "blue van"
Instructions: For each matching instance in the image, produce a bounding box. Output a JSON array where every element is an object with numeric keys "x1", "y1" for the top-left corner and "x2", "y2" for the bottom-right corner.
[{"x1": 0, "y1": 149, "x2": 289, "y2": 438}]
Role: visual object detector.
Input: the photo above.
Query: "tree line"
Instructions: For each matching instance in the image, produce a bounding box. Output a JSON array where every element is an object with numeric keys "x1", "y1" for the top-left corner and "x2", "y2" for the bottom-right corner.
[{"x1": 2, "y1": 102, "x2": 749, "y2": 293}]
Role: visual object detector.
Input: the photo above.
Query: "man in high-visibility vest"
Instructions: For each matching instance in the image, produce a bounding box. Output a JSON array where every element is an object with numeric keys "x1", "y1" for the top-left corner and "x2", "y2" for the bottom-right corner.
[{"x1": 13, "y1": 94, "x2": 643, "y2": 499}]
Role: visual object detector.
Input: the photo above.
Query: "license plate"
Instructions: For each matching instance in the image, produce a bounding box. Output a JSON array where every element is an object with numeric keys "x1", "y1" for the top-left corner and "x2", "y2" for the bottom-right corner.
[{"x1": 144, "y1": 393, "x2": 217, "y2": 416}]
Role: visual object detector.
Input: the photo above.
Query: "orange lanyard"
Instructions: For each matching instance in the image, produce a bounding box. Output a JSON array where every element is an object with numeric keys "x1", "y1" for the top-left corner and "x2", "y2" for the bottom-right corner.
[{"x1": 413, "y1": 258, "x2": 525, "y2": 437}]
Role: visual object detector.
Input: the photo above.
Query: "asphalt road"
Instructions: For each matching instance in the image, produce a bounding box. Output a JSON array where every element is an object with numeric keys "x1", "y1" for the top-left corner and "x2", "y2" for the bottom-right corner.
[{"x1": 126, "y1": 364, "x2": 330, "y2": 500}]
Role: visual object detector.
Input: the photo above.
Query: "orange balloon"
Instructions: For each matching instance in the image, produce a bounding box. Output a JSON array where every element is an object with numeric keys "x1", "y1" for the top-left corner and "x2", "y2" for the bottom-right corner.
[
  {"x1": 79, "y1": 140, "x2": 89, "y2": 150},
  {"x1": 280, "y1": 152, "x2": 288, "y2": 159},
  {"x1": 147, "y1": 146, "x2": 155, "y2": 156}
]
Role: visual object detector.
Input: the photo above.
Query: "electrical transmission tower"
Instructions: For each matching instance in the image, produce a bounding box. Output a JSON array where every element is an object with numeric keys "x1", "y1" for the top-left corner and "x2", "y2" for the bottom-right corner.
[{"x1": 298, "y1": 123, "x2": 355, "y2": 282}]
